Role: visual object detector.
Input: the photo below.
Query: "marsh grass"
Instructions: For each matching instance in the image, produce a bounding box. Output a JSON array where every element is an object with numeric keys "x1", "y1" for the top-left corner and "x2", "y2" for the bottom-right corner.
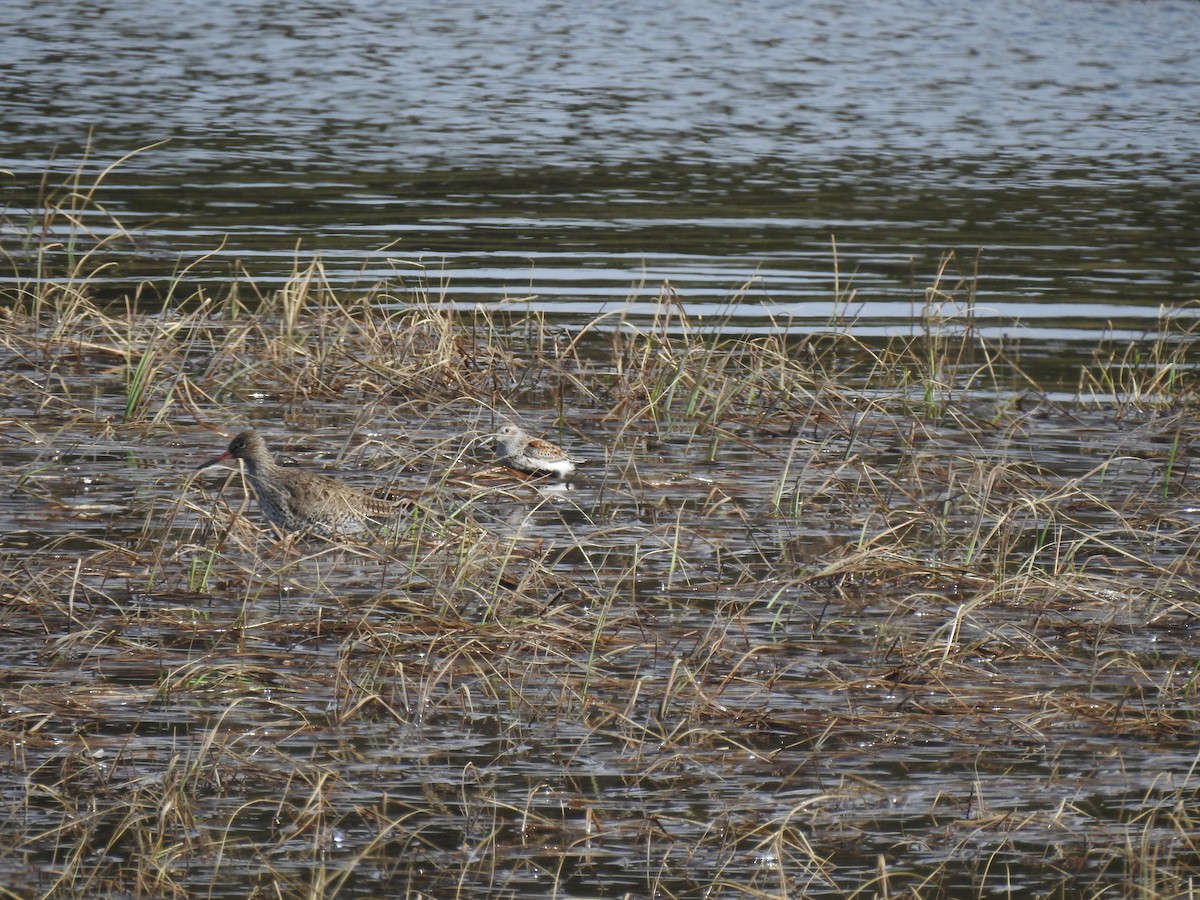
[{"x1": 1, "y1": 168, "x2": 1199, "y2": 897}]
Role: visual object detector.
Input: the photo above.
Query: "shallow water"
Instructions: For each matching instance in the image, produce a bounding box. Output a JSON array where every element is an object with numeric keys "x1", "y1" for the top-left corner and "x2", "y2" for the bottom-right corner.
[
  {"x1": 2, "y1": 342, "x2": 1199, "y2": 895},
  {"x1": 3, "y1": 0, "x2": 1200, "y2": 894}
]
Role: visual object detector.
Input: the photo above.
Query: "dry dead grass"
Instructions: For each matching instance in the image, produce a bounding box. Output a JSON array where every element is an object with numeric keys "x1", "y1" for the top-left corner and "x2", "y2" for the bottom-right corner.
[{"x1": 1, "y1": 164, "x2": 1199, "y2": 898}]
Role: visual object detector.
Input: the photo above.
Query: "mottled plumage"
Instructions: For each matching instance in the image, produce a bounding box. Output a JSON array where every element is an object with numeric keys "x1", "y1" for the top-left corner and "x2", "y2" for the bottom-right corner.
[
  {"x1": 198, "y1": 430, "x2": 408, "y2": 536},
  {"x1": 493, "y1": 424, "x2": 582, "y2": 477}
]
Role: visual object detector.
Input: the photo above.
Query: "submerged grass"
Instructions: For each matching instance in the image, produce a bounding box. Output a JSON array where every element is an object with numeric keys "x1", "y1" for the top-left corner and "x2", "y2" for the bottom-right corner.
[{"x1": 1, "y1": 164, "x2": 1199, "y2": 897}]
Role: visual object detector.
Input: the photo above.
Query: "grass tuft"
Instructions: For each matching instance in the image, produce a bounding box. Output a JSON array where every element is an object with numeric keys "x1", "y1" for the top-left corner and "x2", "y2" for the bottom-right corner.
[{"x1": 1, "y1": 160, "x2": 1198, "y2": 898}]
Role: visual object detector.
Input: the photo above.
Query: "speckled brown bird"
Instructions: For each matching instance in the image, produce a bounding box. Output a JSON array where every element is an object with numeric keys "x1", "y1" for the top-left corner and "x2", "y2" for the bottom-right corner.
[
  {"x1": 197, "y1": 430, "x2": 409, "y2": 537},
  {"x1": 493, "y1": 423, "x2": 583, "y2": 477}
]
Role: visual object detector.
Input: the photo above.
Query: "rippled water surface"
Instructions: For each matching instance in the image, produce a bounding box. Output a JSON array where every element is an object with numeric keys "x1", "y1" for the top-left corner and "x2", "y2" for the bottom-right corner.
[
  {"x1": 3, "y1": 0, "x2": 1199, "y2": 348},
  {"x1": 3, "y1": 1, "x2": 1200, "y2": 896}
]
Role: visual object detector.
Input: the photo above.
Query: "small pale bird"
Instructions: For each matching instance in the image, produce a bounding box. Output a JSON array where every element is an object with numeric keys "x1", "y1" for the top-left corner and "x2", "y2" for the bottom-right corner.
[
  {"x1": 197, "y1": 430, "x2": 409, "y2": 537},
  {"x1": 493, "y1": 423, "x2": 583, "y2": 478}
]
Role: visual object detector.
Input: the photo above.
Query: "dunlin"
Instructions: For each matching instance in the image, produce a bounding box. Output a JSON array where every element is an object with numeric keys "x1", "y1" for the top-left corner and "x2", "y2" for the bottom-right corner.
[
  {"x1": 197, "y1": 430, "x2": 409, "y2": 537},
  {"x1": 493, "y1": 423, "x2": 582, "y2": 478}
]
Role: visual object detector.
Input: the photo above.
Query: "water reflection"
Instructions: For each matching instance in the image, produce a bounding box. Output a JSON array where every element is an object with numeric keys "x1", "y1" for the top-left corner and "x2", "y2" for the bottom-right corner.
[
  {"x1": 4, "y1": 0, "x2": 1199, "y2": 347},
  {"x1": 6, "y1": 0, "x2": 1198, "y2": 170}
]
